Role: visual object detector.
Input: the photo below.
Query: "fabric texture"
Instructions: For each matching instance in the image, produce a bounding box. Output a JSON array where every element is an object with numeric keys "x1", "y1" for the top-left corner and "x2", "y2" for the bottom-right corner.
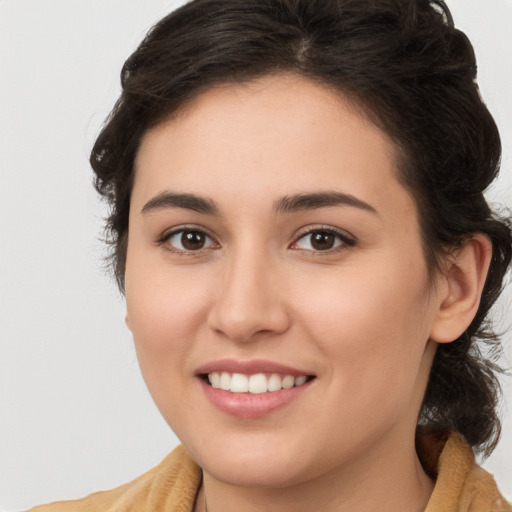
[
  {"x1": 419, "y1": 432, "x2": 511, "y2": 512},
  {"x1": 29, "y1": 433, "x2": 510, "y2": 512},
  {"x1": 28, "y1": 445, "x2": 202, "y2": 512}
]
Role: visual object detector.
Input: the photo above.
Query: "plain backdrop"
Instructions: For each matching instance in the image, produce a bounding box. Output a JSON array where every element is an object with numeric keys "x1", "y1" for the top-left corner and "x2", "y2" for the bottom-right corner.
[{"x1": 0, "y1": 0, "x2": 511, "y2": 510}]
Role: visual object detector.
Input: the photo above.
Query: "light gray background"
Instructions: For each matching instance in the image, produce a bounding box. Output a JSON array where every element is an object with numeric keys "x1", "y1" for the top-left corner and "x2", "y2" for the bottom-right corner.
[{"x1": 0, "y1": 1, "x2": 511, "y2": 510}]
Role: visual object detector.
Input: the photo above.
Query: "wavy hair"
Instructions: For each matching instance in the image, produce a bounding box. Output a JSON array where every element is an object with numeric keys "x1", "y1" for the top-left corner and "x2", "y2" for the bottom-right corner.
[{"x1": 90, "y1": 0, "x2": 512, "y2": 456}]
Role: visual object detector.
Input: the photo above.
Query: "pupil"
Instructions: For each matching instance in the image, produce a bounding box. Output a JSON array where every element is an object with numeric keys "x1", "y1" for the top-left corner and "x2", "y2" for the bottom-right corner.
[
  {"x1": 312, "y1": 232, "x2": 334, "y2": 250},
  {"x1": 181, "y1": 231, "x2": 205, "y2": 250}
]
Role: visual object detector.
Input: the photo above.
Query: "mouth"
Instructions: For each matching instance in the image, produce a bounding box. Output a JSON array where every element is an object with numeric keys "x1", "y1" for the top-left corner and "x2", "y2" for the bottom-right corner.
[
  {"x1": 202, "y1": 372, "x2": 315, "y2": 394},
  {"x1": 196, "y1": 359, "x2": 316, "y2": 417}
]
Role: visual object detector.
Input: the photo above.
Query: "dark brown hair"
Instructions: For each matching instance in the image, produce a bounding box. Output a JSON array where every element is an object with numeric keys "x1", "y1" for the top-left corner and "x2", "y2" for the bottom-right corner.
[{"x1": 91, "y1": 0, "x2": 512, "y2": 456}]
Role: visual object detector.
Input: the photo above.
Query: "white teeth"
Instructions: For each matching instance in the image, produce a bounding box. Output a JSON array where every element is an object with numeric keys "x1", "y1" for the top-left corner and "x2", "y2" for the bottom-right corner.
[
  {"x1": 248, "y1": 373, "x2": 268, "y2": 394},
  {"x1": 209, "y1": 372, "x2": 221, "y2": 388},
  {"x1": 267, "y1": 373, "x2": 282, "y2": 392},
  {"x1": 295, "y1": 375, "x2": 307, "y2": 386},
  {"x1": 207, "y1": 372, "x2": 310, "y2": 394},
  {"x1": 220, "y1": 372, "x2": 231, "y2": 391},
  {"x1": 281, "y1": 375, "x2": 295, "y2": 389},
  {"x1": 230, "y1": 373, "x2": 249, "y2": 392}
]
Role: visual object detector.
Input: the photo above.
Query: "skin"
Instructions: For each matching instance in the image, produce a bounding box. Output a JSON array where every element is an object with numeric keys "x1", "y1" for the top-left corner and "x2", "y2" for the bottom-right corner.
[{"x1": 125, "y1": 74, "x2": 491, "y2": 512}]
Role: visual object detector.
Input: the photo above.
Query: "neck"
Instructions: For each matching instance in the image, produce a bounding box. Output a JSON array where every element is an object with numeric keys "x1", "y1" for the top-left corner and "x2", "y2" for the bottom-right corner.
[{"x1": 197, "y1": 431, "x2": 434, "y2": 512}]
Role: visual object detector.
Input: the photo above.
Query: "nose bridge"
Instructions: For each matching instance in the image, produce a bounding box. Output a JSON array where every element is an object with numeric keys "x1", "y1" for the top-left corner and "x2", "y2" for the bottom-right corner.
[{"x1": 207, "y1": 241, "x2": 289, "y2": 342}]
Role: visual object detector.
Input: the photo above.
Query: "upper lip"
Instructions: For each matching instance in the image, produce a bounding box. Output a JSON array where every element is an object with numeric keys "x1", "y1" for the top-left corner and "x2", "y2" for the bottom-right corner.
[{"x1": 195, "y1": 359, "x2": 314, "y2": 377}]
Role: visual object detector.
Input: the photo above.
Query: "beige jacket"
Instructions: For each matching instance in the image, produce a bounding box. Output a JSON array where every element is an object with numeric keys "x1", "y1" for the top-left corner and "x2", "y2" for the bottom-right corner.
[{"x1": 30, "y1": 433, "x2": 510, "y2": 512}]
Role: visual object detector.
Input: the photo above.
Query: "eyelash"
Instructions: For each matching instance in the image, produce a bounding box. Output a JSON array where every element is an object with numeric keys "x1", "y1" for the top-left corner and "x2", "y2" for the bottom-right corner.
[
  {"x1": 157, "y1": 225, "x2": 356, "y2": 255},
  {"x1": 290, "y1": 226, "x2": 356, "y2": 254},
  {"x1": 158, "y1": 226, "x2": 218, "y2": 255}
]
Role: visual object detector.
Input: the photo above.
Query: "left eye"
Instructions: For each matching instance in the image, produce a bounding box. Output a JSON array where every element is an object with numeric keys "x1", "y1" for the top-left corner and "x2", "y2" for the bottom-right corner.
[
  {"x1": 165, "y1": 229, "x2": 216, "y2": 252},
  {"x1": 292, "y1": 229, "x2": 350, "y2": 252}
]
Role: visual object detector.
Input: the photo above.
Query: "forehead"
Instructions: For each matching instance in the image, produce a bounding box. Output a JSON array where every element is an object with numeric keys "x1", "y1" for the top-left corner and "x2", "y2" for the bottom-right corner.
[{"x1": 132, "y1": 73, "x2": 416, "y2": 223}]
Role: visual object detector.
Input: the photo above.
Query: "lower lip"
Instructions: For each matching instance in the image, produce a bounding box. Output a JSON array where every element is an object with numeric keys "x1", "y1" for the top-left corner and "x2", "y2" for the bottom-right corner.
[{"x1": 199, "y1": 378, "x2": 313, "y2": 419}]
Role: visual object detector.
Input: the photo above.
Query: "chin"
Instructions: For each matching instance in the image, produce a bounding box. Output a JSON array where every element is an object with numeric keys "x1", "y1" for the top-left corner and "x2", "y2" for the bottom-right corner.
[
  {"x1": 182, "y1": 432, "x2": 315, "y2": 488},
  {"x1": 202, "y1": 454, "x2": 310, "y2": 489}
]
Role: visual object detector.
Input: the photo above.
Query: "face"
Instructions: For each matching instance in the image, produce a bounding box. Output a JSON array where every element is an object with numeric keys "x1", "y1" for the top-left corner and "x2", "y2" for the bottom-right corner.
[{"x1": 125, "y1": 74, "x2": 442, "y2": 488}]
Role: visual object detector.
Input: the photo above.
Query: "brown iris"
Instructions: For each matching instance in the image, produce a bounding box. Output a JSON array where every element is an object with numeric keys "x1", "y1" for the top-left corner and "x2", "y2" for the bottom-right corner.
[
  {"x1": 181, "y1": 230, "x2": 207, "y2": 250},
  {"x1": 310, "y1": 231, "x2": 336, "y2": 251}
]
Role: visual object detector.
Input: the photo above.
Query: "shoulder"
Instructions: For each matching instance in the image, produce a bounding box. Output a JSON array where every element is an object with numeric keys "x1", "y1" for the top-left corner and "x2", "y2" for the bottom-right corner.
[
  {"x1": 28, "y1": 445, "x2": 202, "y2": 512},
  {"x1": 422, "y1": 431, "x2": 511, "y2": 512}
]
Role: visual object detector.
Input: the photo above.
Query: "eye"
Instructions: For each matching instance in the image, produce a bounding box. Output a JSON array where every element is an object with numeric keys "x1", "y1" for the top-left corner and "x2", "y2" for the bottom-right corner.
[
  {"x1": 291, "y1": 228, "x2": 354, "y2": 252},
  {"x1": 163, "y1": 229, "x2": 217, "y2": 252}
]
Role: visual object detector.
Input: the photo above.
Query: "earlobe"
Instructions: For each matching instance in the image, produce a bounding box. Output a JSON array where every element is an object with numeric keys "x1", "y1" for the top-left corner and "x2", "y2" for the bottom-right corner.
[
  {"x1": 125, "y1": 312, "x2": 132, "y2": 332},
  {"x1": 430, "y1": 233, "x2": 492, "y2": 344}
]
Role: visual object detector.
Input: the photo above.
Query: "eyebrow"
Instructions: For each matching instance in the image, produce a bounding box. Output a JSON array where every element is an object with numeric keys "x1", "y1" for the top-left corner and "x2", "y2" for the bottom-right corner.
[
  {"x1": 141, "y1": 190, "x2": 378, "y2": 216},
  {"x1": 274, "y1": 192, "x2": 379, "y2": 215},
  {"x1": 141, "y1": 192, "x2": 219, "y2": 215}
]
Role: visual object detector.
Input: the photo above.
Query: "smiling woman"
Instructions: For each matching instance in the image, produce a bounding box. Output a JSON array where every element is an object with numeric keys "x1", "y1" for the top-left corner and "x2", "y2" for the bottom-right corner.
[
  {"x1": 125, "y1": 77, "x2": 446, "y2": 504},
  {"x1": 13, "y1": 0, "x2": 512, "y2": 511}
]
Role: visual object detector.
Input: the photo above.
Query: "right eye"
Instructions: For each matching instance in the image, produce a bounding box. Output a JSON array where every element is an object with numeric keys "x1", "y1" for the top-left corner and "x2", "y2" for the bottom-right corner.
[{"x1": 163, "y1": 229, "x2": 217, "y2": 252}]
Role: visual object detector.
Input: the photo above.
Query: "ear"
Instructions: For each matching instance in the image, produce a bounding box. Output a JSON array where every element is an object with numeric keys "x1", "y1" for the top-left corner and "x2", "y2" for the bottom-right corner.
[
  {"x1": 429, "y1": 233, "x2": 492, "y2": 344},
  {"x1": 125, "y1": 312, "x2": 132, "y2": 332}
]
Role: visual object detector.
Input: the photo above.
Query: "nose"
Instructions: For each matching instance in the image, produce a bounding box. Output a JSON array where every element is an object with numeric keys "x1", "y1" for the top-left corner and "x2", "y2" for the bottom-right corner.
[{"x1": 207, "y1": 250, "x2": 291, "y2": 343}]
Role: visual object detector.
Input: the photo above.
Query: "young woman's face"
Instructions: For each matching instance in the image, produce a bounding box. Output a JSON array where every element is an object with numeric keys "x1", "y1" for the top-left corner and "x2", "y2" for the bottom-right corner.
[{"x1": 125, "y1": 74, "x2": 442, "y2": 488}]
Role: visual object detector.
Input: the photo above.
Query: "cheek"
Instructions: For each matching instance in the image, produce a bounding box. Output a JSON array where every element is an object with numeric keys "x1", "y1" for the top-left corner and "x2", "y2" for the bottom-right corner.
[
  {"x1": 124, "y1": 259, "x2": 215, "y2": 393},
  {"x1": 126, "y1": 258, "x2": 212, "y2": 338},
  {"x1": 295, "y1": 260, "x2": 430, "y2": 341},
  {"x1": 292, "y1": 261, "x2": 433, "y2": 405},
  {"x1": 124, "y1": 263, "x2": 219, "y2": 434}
]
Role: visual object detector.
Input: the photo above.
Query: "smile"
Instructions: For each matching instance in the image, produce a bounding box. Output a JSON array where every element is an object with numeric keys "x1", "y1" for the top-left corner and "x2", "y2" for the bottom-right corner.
[
  {"x1": 197, "y1": 360, "x2": 316, "y2": 418},
  {"x1": 207, "y1": 372, "x2": 310, "y2": 394}
]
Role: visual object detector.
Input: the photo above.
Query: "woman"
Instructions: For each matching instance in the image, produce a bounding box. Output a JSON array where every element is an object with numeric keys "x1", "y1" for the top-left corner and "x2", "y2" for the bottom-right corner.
[{"x1": 29, "y1": 0, "x2": 511, "y2": 510}]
